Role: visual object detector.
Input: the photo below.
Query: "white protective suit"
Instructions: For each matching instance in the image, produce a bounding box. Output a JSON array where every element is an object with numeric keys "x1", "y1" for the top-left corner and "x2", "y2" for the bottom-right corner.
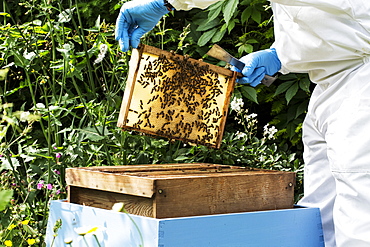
[{"x1": 168, "y1": 0, "x2": 370, "y2": 246}]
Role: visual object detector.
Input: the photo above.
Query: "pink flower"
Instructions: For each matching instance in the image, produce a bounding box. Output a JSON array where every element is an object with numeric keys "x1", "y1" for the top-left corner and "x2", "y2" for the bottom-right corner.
[
  {"x1": 53, "y1": 169, "x2": 61, "y2": 175},
  {"x1": 37, "y1": 181, "x2": 44, "y2": 190},
  {"x1": 55, "y1": 153, "x2": 62, "y2": 159},
  {"x1": 46, "y1": 184, "x2": 53, "y2": 190},
  {"x1": 56, "y1": 189, "x2": 61, "y2": 195}
]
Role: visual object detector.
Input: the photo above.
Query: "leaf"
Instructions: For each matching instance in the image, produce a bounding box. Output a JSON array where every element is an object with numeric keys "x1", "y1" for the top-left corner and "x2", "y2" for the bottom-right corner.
[
  {"x1": 0, "y1": 68, "x2": 10, "y2": 81},
  {"x1": 299, "y1": 76, "x2": 311, "y2": 92},
  {"x1": 211, "y1": 28, "x2": 227, "y2": 43},
  {"x1": 240, "y1": 86, "x2": 258, "y2": 103},
  {"x1": 295, "y1": 100, "x2": 308, "y2": 118},
  {"x1": 223, "y1": 0, "x2": 239, "y2": 24},
  {"x1": 196, "y1": 18, "x2": 220, "y2": 32},
  {"x1": 237, "y1": 43, "x2": 253, "y2": 54},
  {"x1": 0, "y1": 157, "x2": 20, "y2": 171},
  {"x1": 227, "y1": 19, "x2": 237, "y2": 33},
  {"x1": 279, "y1": 74, "x2": 297, "y2": 80},
  {"x1": 0, "y1": 190, "x2": 13, "y2": 211},
  {"x1": 274, "y1": 80, "x2": 295, "y2": 96},
  {"x1": 251, "y1": 7, "x2": 261, "y2": 23},
  {"x1": 285, "y1": 82, "x2": 299, "y2": 104},
  {"x1": 22, "y1": 224, "x2": 38, "y2": 235},
  {"x1": 208, "y1": 0, "x2": 224, "y2": 11},
  {"x1": 241, "y1": 7, "x2": 252, "y2": 24},
  {"x1": 197, "y1": 28, "x2": 218, "y2": 47},
  {"x1": 207, "y1": 7, "x2": 222, "y2": 22},
  {"x1": 174, "y1": 156, "x2": 190, "y2": 161},
  {"x1": 79, "y1": 126, "x2": 111, "y2": 141},
  {"x1": 95, "y1": 15, "x2": 101, "y2": 29}
]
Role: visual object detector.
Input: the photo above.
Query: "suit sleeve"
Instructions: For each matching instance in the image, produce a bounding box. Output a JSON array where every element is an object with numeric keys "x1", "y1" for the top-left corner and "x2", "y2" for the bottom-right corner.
[
  {"x1": 270, "y1": 0, "x2": 353, "y2": 15},
  {"x1": 168, "y1": 0, "x2": 222, "y2": 10}
]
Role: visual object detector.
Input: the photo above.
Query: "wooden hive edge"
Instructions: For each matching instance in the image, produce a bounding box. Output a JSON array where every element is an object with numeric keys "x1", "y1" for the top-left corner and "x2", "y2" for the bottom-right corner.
[
  {"x1": 65, "y1": 167, "x2": 156, "y2": 198},
  {"x1": 140, "y1": 44, "x2": 235, "y2": 77},
  {"x1": 117, "y1": 47, "x2": 142, "y2": 128}
]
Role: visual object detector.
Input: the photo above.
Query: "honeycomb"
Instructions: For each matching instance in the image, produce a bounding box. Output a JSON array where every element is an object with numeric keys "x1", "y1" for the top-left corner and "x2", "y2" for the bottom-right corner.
[{"x1": 117, "y1": 45, "x2": 236, "y2": 149}]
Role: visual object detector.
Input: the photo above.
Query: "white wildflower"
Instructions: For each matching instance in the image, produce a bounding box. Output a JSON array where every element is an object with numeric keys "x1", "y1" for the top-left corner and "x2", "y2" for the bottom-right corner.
[
  {"x1": 64, "y1": 238, "x2": 73, "y2": 244},
  {"x1": 230, "y1": 98, "x2": 244, "y2": 112},
  {"x1": 48, "y1": 105, "x2": 59, "y2": 111},
  {"x1": 36, "y1": 103, "x2": 46, "y2": 109},
  {"x1": 99, "y1": 44, "x2": 108, "y2": 54},
  {"x1": 235, "y1": 131, "x2": 247, "y2": 139},
  {"x1": 94, "y1": 44, "x2": 108, "y2": 64},
  {"x1": 263, "y1": 124, "x2": 278, "y2": 140},
  {"x1": 20, "y1": 111, "x2": 30, "y2": 122},
  {"x1": 245, "y1": 113, "x2": 258, "y2": 120},
  {"x1": 23, "y1": 50, "x2": 36, "y2": 60},
  {"x1": 58, "y1": 8, "x2": 75, "y2": 23}
]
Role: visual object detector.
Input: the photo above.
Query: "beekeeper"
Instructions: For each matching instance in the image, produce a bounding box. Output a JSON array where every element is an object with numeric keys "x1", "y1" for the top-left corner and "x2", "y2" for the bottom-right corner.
[{"x1": 115, "y1": 1, "x2": 370, "y2": 246}]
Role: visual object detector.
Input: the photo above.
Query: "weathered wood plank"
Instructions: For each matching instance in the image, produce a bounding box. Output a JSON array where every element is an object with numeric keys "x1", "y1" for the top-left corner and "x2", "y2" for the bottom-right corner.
[
  {"x1": 117, "y1": 48, "x2": 141, "y2": 128},
  {"x1": 66, "y1": 168, "x2": 155, "y2": 198},
  {"x1": 153, "y1": 172, "x2": 295, "y2": 218},
  {"x1": 141, "y1": 44, "x2": 234, "y2": 77}
]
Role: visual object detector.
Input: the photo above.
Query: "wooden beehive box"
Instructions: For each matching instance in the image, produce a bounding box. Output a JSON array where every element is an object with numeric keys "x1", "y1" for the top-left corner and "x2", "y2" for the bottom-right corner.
[
  {"x1": 66, "y1": 163, "x2": 296, "y2": 219},
  {"x1": 117, "y1": 44, "x2": 236, "y2": 149}
]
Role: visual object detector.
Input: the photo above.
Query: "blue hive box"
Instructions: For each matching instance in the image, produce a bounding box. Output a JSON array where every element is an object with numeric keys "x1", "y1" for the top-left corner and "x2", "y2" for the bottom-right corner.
[{"x1": 45, "y1": 200, "x2": 324, "y2": 247}]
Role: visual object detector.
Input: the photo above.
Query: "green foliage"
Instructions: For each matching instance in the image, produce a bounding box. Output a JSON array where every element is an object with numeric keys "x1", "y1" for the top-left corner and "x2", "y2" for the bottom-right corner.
[{"x1": 0, "y1": 190, "x2": 13, "y2": 212}]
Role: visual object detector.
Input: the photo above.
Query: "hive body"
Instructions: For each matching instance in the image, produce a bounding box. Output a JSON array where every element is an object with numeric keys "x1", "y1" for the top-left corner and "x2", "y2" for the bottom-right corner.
[{"x1": 66, "y1": 163, "x2": 296, "y2": 218}]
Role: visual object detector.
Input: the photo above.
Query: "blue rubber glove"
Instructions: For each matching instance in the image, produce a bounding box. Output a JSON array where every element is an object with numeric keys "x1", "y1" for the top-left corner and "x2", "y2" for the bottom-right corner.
[
  {"x1": 232, "y1": 48, "x2": 281, "y2": 87},
  {"x1": 115, "y1": 0, "x2": 170, "y2": 52}
]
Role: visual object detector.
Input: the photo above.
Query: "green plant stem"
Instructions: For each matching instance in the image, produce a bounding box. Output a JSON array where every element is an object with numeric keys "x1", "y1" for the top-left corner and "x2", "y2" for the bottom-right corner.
[
  {"x1": 70, "y1": 0, "x2": 96, "y2": 97},
  {"x1": 4, "y1": 153, "x2": 37, "y2": 219},
  {"x1": 122, "y1": 208, "x2": 144, "y2": 247},
  {"x1": 2, "y1": 0, "x2": 6, "y2": 26},
  {"x1": 24, "y1": 72, "x2": 54, "y2": 229},
  {"x1": 93, "y1": 234, "x2": 102, "y2": 247},
  {"x1": 82, "y1": 236, "x2": 89, "y2": 246},
  {"x1": 70, "y1": 76, "x2": 113, "y2": 165},
  {"x1": 50, "y1": 236, "x2": 56, "y2": 247}
]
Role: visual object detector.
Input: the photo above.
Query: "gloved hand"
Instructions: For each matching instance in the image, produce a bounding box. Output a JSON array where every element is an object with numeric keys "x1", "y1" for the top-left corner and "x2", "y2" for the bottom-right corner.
[
  {"x1": 232, "y1": 48, "x2": 281, "y2": 87},
  {"x1": 115, "y1": 0, "x2": 170, "y2": 52}
]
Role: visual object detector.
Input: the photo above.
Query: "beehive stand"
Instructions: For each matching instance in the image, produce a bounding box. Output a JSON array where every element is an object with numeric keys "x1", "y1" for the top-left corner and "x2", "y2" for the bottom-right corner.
[
  {"x1": 66, "y1": 163, "x2": 296, "y2": 219},
  {"x1": 117, "y1": 44, "x2": 236, "y2": 149}
]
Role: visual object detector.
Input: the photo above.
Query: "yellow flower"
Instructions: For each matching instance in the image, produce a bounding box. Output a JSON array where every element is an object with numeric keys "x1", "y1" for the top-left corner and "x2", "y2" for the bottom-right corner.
[
  {"x1": 7, "y1": 224, "x2": 16, "y2": 230},
  {"x1": 27, "y1": 239, "x2": 36, "y2": 245},
  {"x1": 21, "y1": 220, "x2": 30, "y2": 225},
  {"x1": 4, "y1": 240, "x2": 13, "y2": 247}
]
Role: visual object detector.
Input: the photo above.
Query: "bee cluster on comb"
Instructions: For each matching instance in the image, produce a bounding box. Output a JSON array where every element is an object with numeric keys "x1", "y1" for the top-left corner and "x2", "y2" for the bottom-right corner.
[{"x1": 117, "y1": 45, "x2": 236, "y2": 149}]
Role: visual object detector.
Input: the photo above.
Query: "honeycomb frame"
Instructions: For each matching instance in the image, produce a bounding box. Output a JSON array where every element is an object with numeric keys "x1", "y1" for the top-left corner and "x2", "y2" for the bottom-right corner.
[{"x1": 117, "y1": 44, "x2": 236, "y2": 149}]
